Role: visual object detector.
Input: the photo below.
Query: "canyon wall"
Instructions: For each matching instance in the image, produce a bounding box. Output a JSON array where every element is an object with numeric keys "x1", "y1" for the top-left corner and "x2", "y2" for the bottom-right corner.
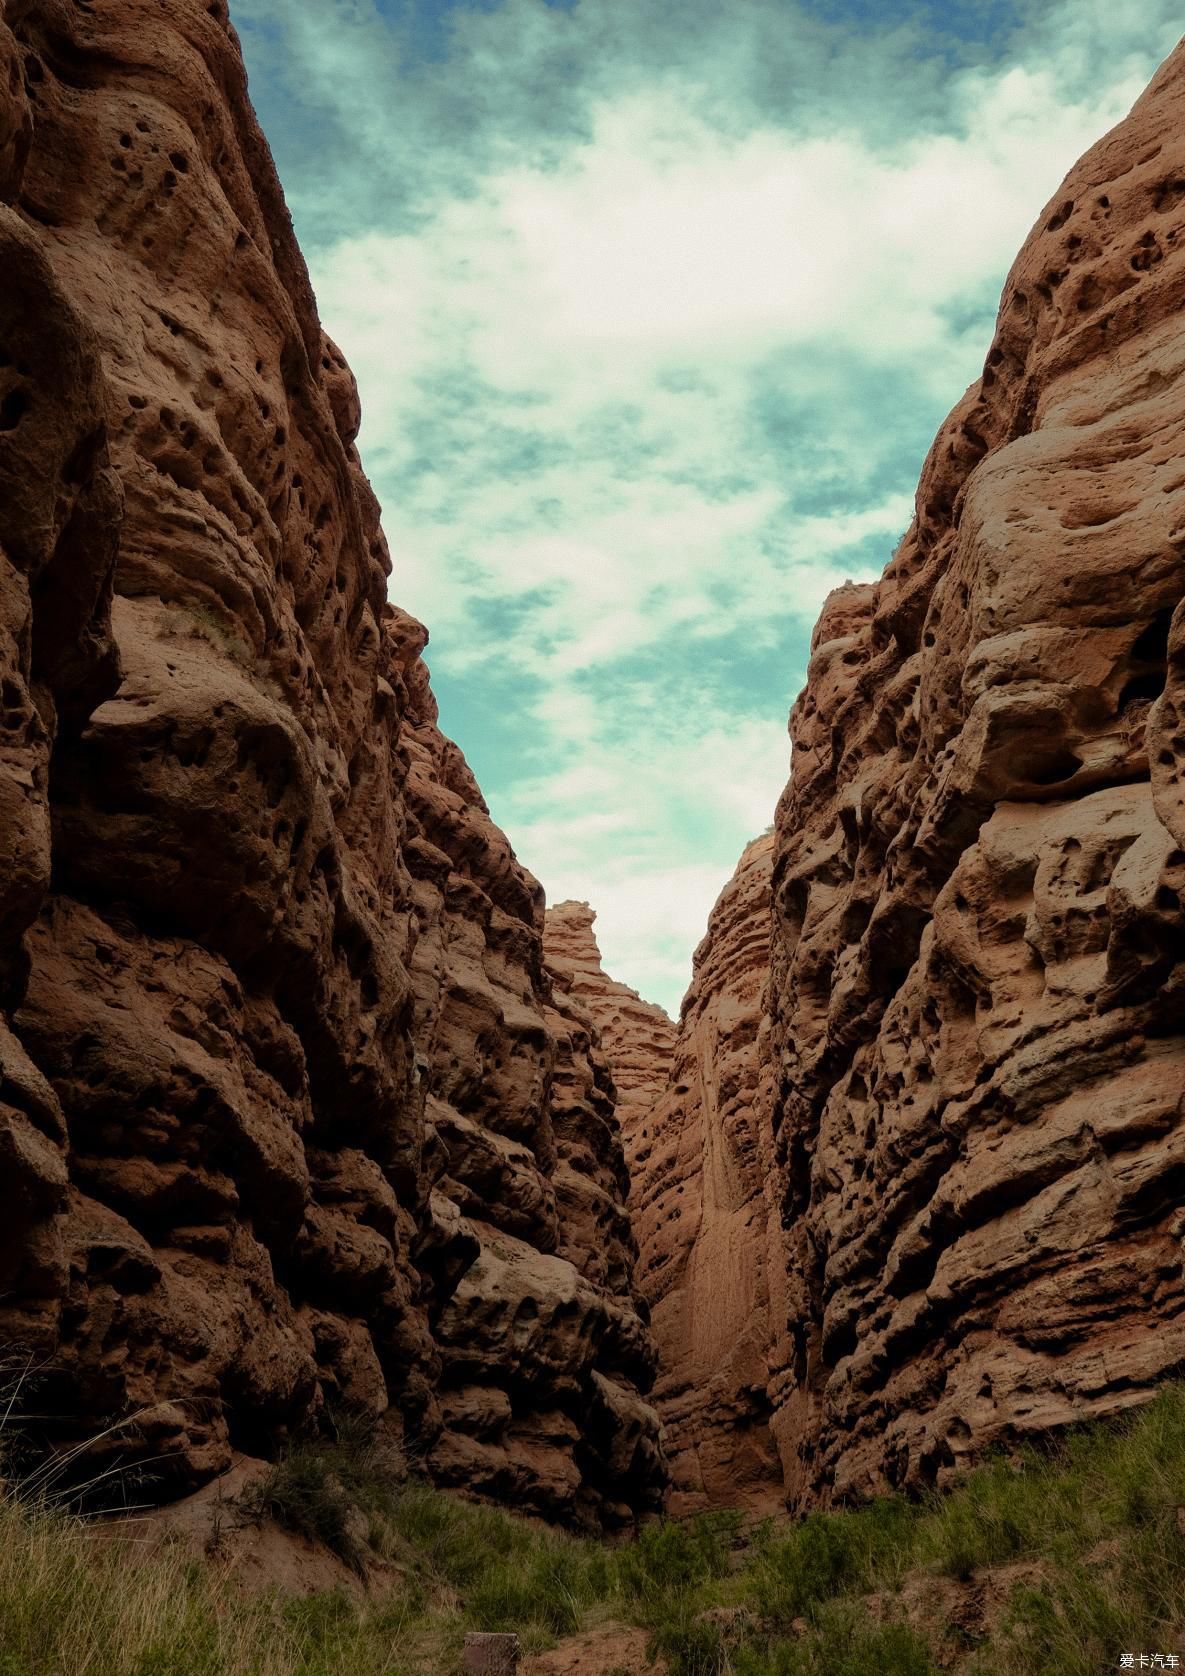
[
  {"x1": 5, "y1": 0, "x2": 1184, "y2": 1535},
  {"x1": 0, "y1": 0, "x2": 661, "y2": 1529},
  {"x1": 767, "y1": 36, "x2": 1185, "y2": 1502},
  {"x1": 548, "y1": 854, "x2": 788, "y2": 1518},
  {"x1": 610, "y1": 38, "x2": 1185, "y2": 1510},
  {"x1": 543, "y1": 902, "x2": 676, "y2": 1174}
]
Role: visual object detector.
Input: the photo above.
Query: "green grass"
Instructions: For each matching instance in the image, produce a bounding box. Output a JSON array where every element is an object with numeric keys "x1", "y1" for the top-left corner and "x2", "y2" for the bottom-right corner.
[
  {"x1": 2, "y1": 1388, "x2": 1185, "y2": 1673},
  {"x1": 239, "y1": 1418, "x2": 618, "y2": 1649},
  {"x1": 636, "y1": 1386, "x2": 1185, "y2": 1675},
  {"x1": 0, "y1": 1492, "x2": 419, "y2": 1676},
  {"x1": 241, "y1": 1416, "x2": 407, "y2": 1574}
]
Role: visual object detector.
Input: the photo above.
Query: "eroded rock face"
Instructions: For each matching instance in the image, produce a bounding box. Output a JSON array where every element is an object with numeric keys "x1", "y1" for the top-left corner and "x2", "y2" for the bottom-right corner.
[
  {"x1": 546, "y1": 875, "x2": 787, "y2": 1517},
  {"x1": 766, "y1": 41, "x2": 1185, "y2": 1501},
  {"x1": 582, "y1": 846, "x2": 786, "y2": 1516},
  {"x1": 390, "y1": 616, "x2": 664, "y2": 1524},
  {"x1": 571, "y1": 39, "x2": 1185, "y2": 1517},
  {"x1": 0, "y1": 0, "x2": 660, "y2": 1528},
  {"x1": 544, "y1": 902, "x2": 676, "y2": 1173}
]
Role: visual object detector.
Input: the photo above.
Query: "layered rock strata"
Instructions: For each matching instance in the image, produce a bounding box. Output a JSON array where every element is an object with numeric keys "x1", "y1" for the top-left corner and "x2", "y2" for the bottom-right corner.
[
  {"x1": 766, "y1": 41, "x2": 1185, "y2": 1500},
  {"x1": 0, "y1": 0, "x2": 660, "y2": 1528},
  {"x1": 543, "y1": 902, "x2": 676, "y2": 1173},
  {"x1": 575, "y1": 38, "x2": 1185, "y2": 1517},
  {"x1": 579, "y1": 843, "x2": 787, "y2": 1518}
]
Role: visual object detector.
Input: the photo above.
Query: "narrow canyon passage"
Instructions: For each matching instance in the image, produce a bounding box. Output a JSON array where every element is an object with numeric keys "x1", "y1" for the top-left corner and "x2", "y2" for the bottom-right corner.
[{"x1": 0, "y1": 0, "x2": 1183, "y2": 1555}]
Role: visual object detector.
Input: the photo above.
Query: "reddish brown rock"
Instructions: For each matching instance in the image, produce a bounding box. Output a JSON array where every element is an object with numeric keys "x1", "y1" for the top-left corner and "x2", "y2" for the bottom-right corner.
[
  {"x1": 544, "y1": 902, "x2": 676, "y2": 1174},
  {"x1": 0, "y1": 0, "x2": 659, "y2": 1528},
  {"x1": 765, "y1": 43, "x2": 1185, "y2": 1502},
  {"x1": 547, "y1": 864, "x2": 787, "y2": 1517},
  {"x1": 574, "y1": 40, "x2": 1185, "y2": 1519},
  {"x1": 389, "y1": 616, "x2": 664, "y2": 1522},
  {"x1": 626, "y1": 840, "x2": 785, "y2": 1516}
]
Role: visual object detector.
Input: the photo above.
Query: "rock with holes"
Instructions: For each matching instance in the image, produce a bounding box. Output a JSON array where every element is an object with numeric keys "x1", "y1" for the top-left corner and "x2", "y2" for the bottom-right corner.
[
  {"x1": 0, "y1": 0, "x2": 660, "y2": 1526},
  {"x1": 568, "y1": 37, "x2": 1185, "y2": 1517},
  {"x1": 760, "y1": 39, "x2": 1185, "y2": 1503},
  {"x1": 385, "y1": 608, "x2": 664, "y2": 1523}
]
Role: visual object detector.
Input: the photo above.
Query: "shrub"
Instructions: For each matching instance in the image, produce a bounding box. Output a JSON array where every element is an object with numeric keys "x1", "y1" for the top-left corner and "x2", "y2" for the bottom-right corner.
[
  {"x1": 617, "y1": 1510, "x2": 741, "y2": 1605},
  {"x1": 747, "y1": 1497, "x2": 916, "y2": 1622},
  {"x1": 244, "y1": 1448, "x2": 369, "y2": 1572},
  {"x1": 732, "y1": 1602, "x2": 936, "y2": 1676},
  {"x1": 644, "y1": 1603, "x2": 732, "y2": 1676}
]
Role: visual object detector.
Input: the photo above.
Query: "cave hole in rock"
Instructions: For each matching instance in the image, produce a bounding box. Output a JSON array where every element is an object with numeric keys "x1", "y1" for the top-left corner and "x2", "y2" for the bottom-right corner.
[
  {"x1": 1119, "y1": 670, "x2": 1167, "y2": 711},
  {"x1": 1132, "y1": 606, "x2": 1173, "y2": 664},
  {"x1": 1118, "y1": 606, "x2": 1173, "y2": 712},
  {"x1": 0, "y1": 387, "x2": 31, "y2": 430},
  {"x1": 1026, "y1": 748, "x2": 1083, "y2": 786}
]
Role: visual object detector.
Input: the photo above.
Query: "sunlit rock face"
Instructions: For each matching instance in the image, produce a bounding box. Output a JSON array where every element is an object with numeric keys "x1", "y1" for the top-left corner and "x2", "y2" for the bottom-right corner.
[
  {"x1": 766, "y1": 39, "x2": 1185, "y2": 1502},
  {"x1": 0, "y1": 0, "x2": 661, "y2": 1529}
]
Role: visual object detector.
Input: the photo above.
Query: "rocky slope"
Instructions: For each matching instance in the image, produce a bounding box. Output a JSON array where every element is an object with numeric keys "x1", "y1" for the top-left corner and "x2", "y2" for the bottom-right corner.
[
  {"x1": 0, "y1": 0, "x2": 661, "y2": 1528},
  {"x1": 765, "y1": 36, "x2": 1185, "y2": 1503}
]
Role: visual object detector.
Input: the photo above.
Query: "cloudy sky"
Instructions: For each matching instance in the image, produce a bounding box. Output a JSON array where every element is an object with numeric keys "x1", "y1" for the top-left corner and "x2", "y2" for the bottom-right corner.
[{"x1": 234, "y1": 0, "x2": 1180, "y2": 1016}]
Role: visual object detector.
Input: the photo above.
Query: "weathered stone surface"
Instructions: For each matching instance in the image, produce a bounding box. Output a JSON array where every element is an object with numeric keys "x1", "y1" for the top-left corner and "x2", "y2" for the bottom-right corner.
[
  {"x1": 0, "y1": 0, "x2": 660, "y2": 1528},
  {"x1": 389, "y1": 612, "x2": 664, "y2": 1523},
  {"x1": 627, "y1": 840, "x2": 785, "y2": 1516},
  {"x1": 547, "y1": 865, "x2": 787, "y2": 1517},
  {"x1": 764, "y1": 42, "x2": 1185, "y2": 1502},
  {"x1": 565, "y1": 39, "x2": 1185, "y2": 1519},
  {"x1": 544, "y1": 902, "x2": 676, "y2": 1175}
]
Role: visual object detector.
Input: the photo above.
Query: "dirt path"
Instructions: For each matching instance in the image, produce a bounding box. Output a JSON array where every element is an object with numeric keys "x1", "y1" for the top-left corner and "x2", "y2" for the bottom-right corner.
[{"x1": 523, "y1": 1618, "x2": 655, "y2": 1674}]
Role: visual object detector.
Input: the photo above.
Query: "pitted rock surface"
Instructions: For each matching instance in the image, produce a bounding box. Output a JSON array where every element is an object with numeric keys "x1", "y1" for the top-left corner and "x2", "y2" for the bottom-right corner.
[
  {"x1": 0, "y1": 0, "x2": 660, "y2": 1528},
  {"x1": 577, "y1": 38, "x2": 1185, "y2": 1516},
  {"x1": 765, "y1": 40, "x2": 1185, "y2": 1502}
]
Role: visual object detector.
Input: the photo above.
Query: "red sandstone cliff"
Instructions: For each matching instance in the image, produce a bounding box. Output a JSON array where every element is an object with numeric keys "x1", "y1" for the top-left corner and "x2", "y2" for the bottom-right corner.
[
  {"x1": 0, "y1": 0, "x2": 661, "y2": 1528},
  {"x1": 559, "y1": 39, "x2": 1185, "y2": 1515},
  {"x1": 766, "y1": 38, "x2": 1185, "y2": 1503},
  {"x1": 546, "y1": 862, "x2": 789, "y2": 1517},
  {"x1": 6, "y1": 0, "x2": 1185, "y2": 1537},
  {"x1": 604, "y1": 38, "x2": 1185, "y2": 1512},
  {"x1": 543, "y1": 902, "x2": 676, "y2": 1174},
  {"x1": 634, "y1": 846, "x2": 784, "y2": 1515}
]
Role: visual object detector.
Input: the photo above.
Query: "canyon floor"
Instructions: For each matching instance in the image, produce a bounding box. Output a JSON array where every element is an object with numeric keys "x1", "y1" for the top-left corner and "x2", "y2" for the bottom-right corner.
[{"x1": 3, "y1": 1388, "x2": 1184, "y2": 1675}]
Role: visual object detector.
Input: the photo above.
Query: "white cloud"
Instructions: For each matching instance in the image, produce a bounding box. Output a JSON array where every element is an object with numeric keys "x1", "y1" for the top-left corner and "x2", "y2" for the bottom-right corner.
[
  {"x1": 502, "y1": 714, "x2": 791, "y2": 1015},
  {"x1": 235, "y1": 0, "x2": 1182, "y2": 1013}
]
